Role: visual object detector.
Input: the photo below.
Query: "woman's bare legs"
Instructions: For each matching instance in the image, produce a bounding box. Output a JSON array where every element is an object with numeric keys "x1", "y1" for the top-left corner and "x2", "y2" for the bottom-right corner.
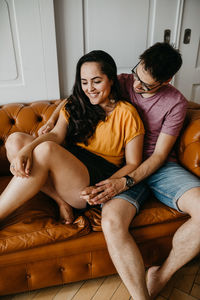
[
  {"x1": 6, "y1": 133, "x2": 74, "y2": 223},
  {"x1": 4, "y1": 133, "x2": 89, "y2": 222},
  {"x1": 41, "y1": 177, "x2": 74, "y2": 224}
]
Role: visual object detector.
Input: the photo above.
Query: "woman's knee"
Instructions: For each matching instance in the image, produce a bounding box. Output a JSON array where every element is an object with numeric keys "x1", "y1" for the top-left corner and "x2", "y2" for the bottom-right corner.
[
  {"x1": 34, "y1": 141, "x2": 59, "y2": 162},
  {"x1": 5, "y1": 132, "x2": 33, "y2": 161}
]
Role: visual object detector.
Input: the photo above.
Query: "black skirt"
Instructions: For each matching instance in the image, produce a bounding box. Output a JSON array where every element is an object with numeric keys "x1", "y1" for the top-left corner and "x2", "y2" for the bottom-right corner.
[{"x1": 66, "y1": 145, "x2": 120, "y2": 185}]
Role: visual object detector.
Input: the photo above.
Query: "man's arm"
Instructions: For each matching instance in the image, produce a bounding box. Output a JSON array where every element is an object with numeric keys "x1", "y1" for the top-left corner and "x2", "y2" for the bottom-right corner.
[
  {"x1": 129, "y1": 132, "x2": 177, "y2": 184},
  {"x1": 81, "y1": 133, "x2": 178, "y2": 204}
]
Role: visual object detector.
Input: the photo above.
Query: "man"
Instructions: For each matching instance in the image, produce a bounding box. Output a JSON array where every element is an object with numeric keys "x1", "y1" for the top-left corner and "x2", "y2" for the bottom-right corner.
[
  {"x1": 6, "y1": 43, "x2": 200, "y2": 299},
  {"x1": 80, "y1": 42, "x2": 200, "y2": 300}
]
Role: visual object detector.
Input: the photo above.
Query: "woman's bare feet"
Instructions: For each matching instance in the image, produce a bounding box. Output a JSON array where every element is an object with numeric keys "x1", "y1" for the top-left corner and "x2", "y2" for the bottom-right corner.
[
  {"x1": 59, "y1": 201, "x2": 74, "y2": 224},
  {"x1": 146, "y1": 266, "x2": 167, "y2": 299},
  {"x1": 41, "y1": 178, "x2": 74, "y2": 224}
]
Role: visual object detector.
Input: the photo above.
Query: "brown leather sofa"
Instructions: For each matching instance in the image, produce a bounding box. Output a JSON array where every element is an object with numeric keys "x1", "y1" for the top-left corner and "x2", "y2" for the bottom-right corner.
[{"x1": 0, "y1": 99, "x2": 199, "y2": 296}]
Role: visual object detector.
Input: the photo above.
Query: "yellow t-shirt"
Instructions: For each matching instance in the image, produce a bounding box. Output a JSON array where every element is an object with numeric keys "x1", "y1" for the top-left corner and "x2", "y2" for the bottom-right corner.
[{"x1": 61, "y1": 101, "x2": 144, "y2": 166}]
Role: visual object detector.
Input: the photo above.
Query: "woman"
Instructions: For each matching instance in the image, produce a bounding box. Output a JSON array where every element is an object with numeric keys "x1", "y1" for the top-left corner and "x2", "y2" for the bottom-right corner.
[{"x1": 4, "y1": 50, "x2": 144, "y2": 224}]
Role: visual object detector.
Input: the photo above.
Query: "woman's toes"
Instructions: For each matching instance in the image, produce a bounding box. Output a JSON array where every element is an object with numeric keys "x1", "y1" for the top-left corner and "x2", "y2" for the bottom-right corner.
[{"x1": 59, "y1": 203, "x2": 74, "y2": 224}]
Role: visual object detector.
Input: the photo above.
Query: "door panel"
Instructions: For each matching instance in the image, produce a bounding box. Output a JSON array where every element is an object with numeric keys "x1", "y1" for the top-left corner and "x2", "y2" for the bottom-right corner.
[
  {"x1": 84, "y1": 0, "x2": 150, "y2": 74},
  {"x1": 0, "y1": 0, "x2": 59, "y2": 104},
  {"x1": 147, "y1": 0, "x2": 181, "y2": 45},
  {"x1": 174, "y1": 0, "x2": 200, "y2": 102}
]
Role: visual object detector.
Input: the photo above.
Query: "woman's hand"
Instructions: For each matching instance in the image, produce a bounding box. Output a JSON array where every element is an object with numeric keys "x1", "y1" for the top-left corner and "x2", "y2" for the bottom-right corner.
[
  {"x1": 38, "y1": 120, "x2": 55, "y2": 136},
  {"x1": 80, "y1": 186, "x2": 99, "y2": 205},
  {"x1": 80, "y1": 178, "x2": 126, "y2": 205},
  {"x1": 38, "y1": 99, "x2": 67, "y2": 136},
  {"x1": 10, "y1": 149, "x2": 32, "y2": 178}
]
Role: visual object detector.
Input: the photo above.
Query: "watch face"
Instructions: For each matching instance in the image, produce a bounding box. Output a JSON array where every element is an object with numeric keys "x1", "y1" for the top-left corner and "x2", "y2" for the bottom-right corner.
[{"x1": 126, "y1": 176, "x2": 134, "y2": 187}]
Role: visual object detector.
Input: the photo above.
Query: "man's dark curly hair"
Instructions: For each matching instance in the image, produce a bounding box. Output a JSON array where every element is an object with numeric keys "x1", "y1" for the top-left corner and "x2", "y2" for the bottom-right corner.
[
  {"x1": 139, "y1": 42, "x2": 182, "y2": 82},
  {"x1": 65, "y1": 50, "x2": 121, "y2": 145}
]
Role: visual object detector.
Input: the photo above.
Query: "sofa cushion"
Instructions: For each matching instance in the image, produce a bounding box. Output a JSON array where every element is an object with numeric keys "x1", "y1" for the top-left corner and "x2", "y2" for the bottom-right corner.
[
  {"x1": 0, "y1": 177, "x2": 189, "y2": 255},
  {"x1": 85, "y1": 198, "x2": 189, "y2": 232},
  {"x1": 0, "y1": 177, "x2": 91, "y2": 255}
]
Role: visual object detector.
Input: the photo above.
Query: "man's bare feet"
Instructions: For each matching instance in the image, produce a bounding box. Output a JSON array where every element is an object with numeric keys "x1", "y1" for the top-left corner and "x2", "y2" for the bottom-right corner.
[
  {"x1": 146, "y1": 266, "x2": 167, "y2": 299},
  {"x1": 59, "y1": 202, "x2": 74, "y2": 224}
]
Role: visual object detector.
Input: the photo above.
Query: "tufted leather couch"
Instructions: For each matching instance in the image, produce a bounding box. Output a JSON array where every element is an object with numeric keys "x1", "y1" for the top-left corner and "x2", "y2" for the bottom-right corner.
[{"x1": 0, "y1": 99, "x2": 200, "y2": 296}]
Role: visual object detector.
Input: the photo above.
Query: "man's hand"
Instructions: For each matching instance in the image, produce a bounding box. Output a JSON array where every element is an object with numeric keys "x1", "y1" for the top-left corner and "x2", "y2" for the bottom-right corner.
[{"x1": 80, "y1": 178, "x2": 126, "y2": 205}]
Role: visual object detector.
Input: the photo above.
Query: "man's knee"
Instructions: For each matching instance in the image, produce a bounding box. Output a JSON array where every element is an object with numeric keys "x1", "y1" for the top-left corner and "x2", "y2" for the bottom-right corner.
[
  {"x1": 178, "y1": 187, "x2": 200, "y2": 224},
  {"x1": 190, "y1": 200, "x2": 200, "y2": 224},
  {"x1": 101, "y1": 201, "x2": 136, "y2": 237},
  {"x1": 101, "y1": 212, "x2": 122, "y2": 235}
]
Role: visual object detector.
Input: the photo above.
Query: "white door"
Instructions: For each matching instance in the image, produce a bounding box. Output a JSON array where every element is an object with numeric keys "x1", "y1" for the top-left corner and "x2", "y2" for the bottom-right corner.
[
  {"x1": 83, "y1": 0, "x2": 150, "y2": 74},
  {"x1": 54, "y1": 0, "x2": 151, "y2": 96},
  {"x1": 0, "y1": 0, "x2": 60, "y2": 104},
  {"x1": 174, "y1": 0, "x2": 200, "y2": 102}
]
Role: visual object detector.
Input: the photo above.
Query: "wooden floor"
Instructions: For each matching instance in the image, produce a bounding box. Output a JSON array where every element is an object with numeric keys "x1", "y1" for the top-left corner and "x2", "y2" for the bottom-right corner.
[{"x1": 1, "y1": 256, "x2": 200, "y2": 300}]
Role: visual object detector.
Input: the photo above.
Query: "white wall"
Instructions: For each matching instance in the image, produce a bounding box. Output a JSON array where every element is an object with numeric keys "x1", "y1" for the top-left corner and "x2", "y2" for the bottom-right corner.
[
  {"x1": 54, "y1": 0, "x2": 150, "y2": 98},
  {"x1": 54, "y1": 0, "x2": 200, "y2": 102},
  {"x1": 54, "y1": 0, "x2": 84, "y2": 97},
  {"x1": 1, "y1": 0, "x2": 198, "y2": 102}
]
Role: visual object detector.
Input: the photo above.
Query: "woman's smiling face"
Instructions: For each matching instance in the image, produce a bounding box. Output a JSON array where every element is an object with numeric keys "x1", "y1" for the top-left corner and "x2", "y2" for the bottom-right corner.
[{"x1": 80, "y1": 62, "x2": 113, "y2": 109}]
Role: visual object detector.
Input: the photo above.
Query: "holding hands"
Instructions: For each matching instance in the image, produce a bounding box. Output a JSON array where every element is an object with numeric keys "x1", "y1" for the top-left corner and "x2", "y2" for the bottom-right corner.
[{"x1": 80, "y1": 177, "x2": 126, "y2": 205}]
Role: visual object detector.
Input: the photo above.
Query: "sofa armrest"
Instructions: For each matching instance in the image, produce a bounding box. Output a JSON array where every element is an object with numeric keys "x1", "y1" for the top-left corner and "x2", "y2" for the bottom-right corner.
[{"x1": 178, "y1": 118, "x2": 200, "y2": 177}]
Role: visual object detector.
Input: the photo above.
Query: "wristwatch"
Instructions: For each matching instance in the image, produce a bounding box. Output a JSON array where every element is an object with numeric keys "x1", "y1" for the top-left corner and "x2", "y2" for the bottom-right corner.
[{"x1": 124, "y1": 175, "x2": 135, "y2": 188}]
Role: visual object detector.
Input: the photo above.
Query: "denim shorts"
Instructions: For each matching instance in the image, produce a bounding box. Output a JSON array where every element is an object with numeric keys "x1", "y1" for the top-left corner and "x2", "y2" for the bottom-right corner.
[{"x1": 113, "y1": 162, "x2": 200, "y2": 213}]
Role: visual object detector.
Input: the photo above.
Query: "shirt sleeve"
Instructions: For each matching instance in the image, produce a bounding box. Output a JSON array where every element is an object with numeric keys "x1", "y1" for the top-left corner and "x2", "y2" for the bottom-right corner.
[
  {"x1": 161, "y1": 97, "x2": 188, "y2": 136},
  {"x1": 123, "y1": 107, "x2": 145, "y2": 145},
  {"x1": 60, "y1": 106, "x2": 70, "y2": 124}
]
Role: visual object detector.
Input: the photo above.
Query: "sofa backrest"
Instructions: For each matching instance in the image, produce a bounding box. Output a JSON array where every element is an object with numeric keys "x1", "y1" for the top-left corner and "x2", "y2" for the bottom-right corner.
[
  {"x1": 0, "y1": 100, "x2": 61, "y2": 175},
  {"x1": 0, "y1": 99, "x2": 200, "y2": 177}
]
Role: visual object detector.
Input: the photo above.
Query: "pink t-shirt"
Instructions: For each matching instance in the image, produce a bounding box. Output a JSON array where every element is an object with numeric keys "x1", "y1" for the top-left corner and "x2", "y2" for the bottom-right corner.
[{"x1": 118, "y1": 73, "x2": 188, "y2": 161}]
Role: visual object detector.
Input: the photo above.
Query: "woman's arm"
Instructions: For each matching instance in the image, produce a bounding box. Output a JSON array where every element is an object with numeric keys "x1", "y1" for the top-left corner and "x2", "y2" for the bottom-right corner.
[
  {"x1": 81, "y1": 134, "x2": 144, "y2": 205},
  {"x1": 11, "y1": 112, "x2": 68, "y2": 178},
  {"x1": 38, "y1": 99, "x2": 67, "y2": 135}
]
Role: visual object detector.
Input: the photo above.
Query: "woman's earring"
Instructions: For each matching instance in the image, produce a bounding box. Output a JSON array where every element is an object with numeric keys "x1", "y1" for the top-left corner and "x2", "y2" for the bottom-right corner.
[{"x1": 109, "y1": 99, "x2": 115, "y2": 104}]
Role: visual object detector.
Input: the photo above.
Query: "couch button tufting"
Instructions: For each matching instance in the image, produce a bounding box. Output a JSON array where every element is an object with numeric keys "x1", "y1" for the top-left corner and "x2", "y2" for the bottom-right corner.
[
  {"x1": 26, "y1": 274, "x2": 31, "y2": 279},
  {"x1": 87, "y1": 263, "x2": 92, "y2": 267},
  {"x1": 37, "y1": 116, "x2": 43, "y2": 122},
  {"x1": 60, "y1": 267, "x2": 65, "y2": 272},
  {"x1": 10, "y1": 118, "x2": 15, "y2": 125}
]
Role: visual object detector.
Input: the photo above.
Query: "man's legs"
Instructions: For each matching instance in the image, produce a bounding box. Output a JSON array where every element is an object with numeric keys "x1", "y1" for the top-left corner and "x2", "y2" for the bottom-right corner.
[
  {"x1": 146, "y1": 163, "x2": 200, "y2": 298},
  {"x1": 102, "y1": 184, "x2": 150, "y2": 300}
]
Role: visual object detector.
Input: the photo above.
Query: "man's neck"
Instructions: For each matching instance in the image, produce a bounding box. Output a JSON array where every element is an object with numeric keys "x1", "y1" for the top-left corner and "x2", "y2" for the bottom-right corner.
[
  {"x1": 140, "y1": 92, "x2": 156, "y2": 98},
  {"x1": 140, "y1": 85, "x2": 166, "y2": 98}
]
